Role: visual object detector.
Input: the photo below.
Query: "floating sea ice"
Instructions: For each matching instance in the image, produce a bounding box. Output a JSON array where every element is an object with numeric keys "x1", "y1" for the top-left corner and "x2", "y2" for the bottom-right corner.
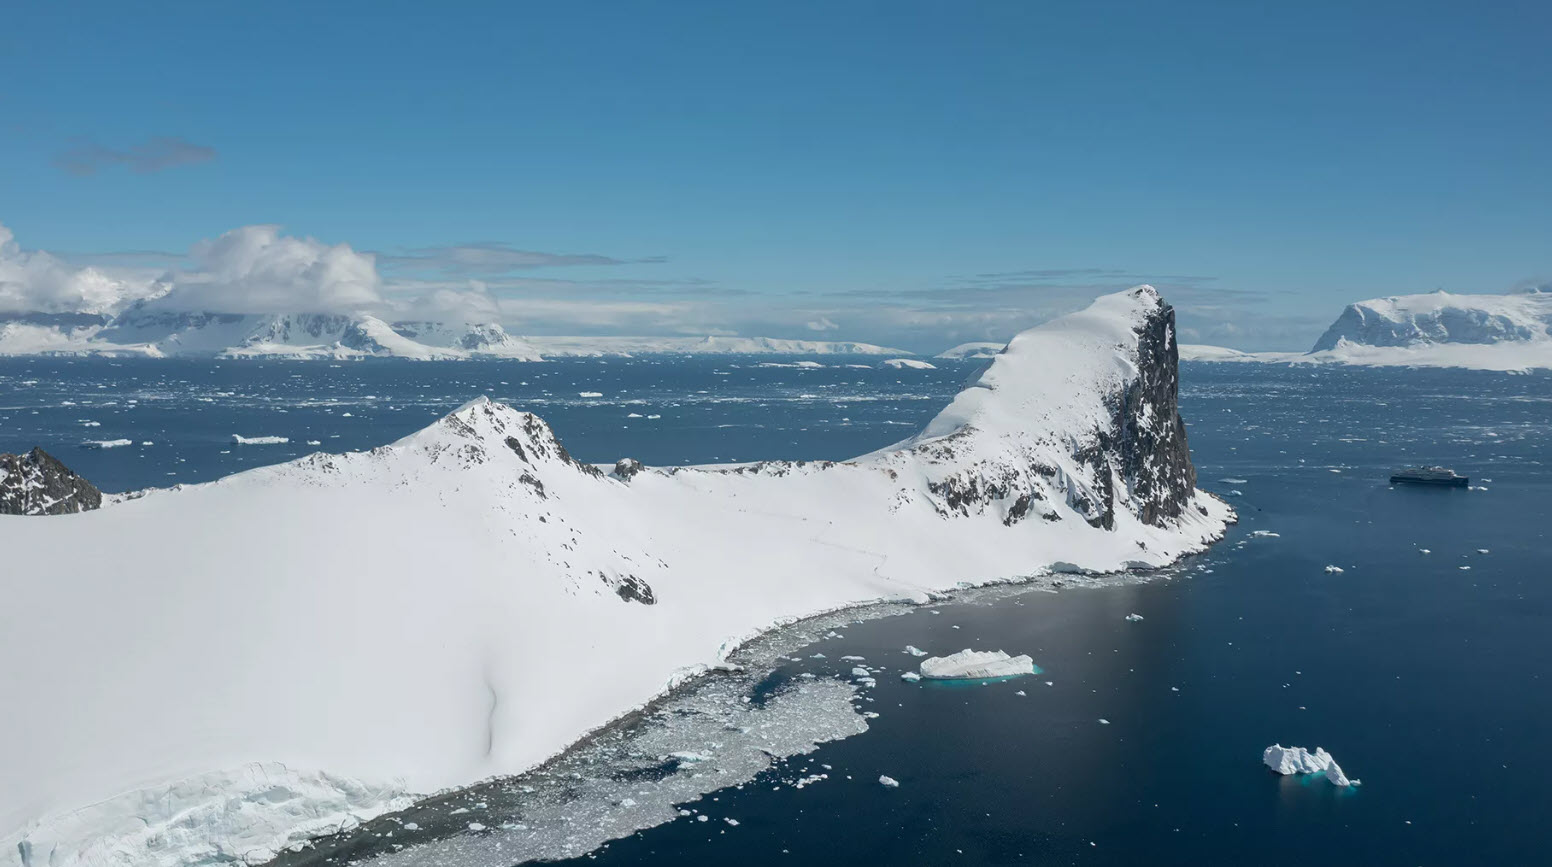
[
  {"x1": 232, "y1": 434, "x2": 289, "y2": 445},
  {"x1": 82, "y1": 439, "x2": 133, "y2": 449},
  {"x1": 1420, "y1": 549, "x2": 1431, "y2": 554},
  {"x1": 1251, "y1": 530, "x2": 1280, "y2": 538},
  {"x1": 467, "y1": 822, "x2": 487, "y2": 832},
  {"x1": 840, "y1": 655, "x2": 866, "y2": 662},
  {"x1": 1097, "y1": 719, "x2": 1111, "y2": 725},
  {"x1": 578, "y1": 391, "x2": 604, "y2": 398},
  {"x1": 1015, "y1": 690, "x2": 1026, "y2": 696},
  {"x1": 1262, "y1": 744, "x2": 1358, "y2": 787},
  {"x1": 878, "y1": 776, "x2": 899, "y2": 788},
  {"x1": 919, "y1": 649, "x2": 1036, "y2": 680},
  {"x1": 1124, "y1": 613, "x2": 1144, "y2": 622},
  {"x1": 1324, "y1": 565, "x2": 1345, "y2": 574},
  {"x1": 1477, "y1": 549, "x2": 1490, "y2": 554},
  {"x1": 903, "y1": 645, "x2": 928, "y2": 657},
  {"x1": 900, "y1": 672, "x2": 921, "y2": 682},
  {"x1": 850, "y1": 667, "x2": 871, "y2": 678}
]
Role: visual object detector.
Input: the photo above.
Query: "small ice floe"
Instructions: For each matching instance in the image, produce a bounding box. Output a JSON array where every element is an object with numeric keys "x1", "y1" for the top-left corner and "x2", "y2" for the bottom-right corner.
[
  {"x1": 881, "y1": 358, "x2": 936, "y2": 370},
  {"x1": 232, "y1": 435, "x2": 289, "y2": 445},
  {"x1": 467, "y1": 822, "x2": 487, "y2": 832},
  {"x1": 1251, "y1": 530, "x2": 1280, "y2": 538},
  {"x1": 1097, "y1": 718, "x2": 1111, "y2": 725},
  {"x1": 1262, "y1": 744, "x2": 1358, "y2": 787},
  {"x1": 920, "y1": 649, "x2": 1036, "y2": 680},
  {"x1": 1014, "y1": 690, "x2": 1026, "y2": 696},
  {"x1": 670, "y1": 751, "x2": 712, "y2": 764},
  {"x1": 1419, "y1": 549, "x2": 1432, "y2": 555},
  {"x1": 1220, "y1": 477, "x2": 1248, "y2": 484},
  {"x1": 900, "y1": 671, "x2": 922, "y2": 682},
  {"x1": 1124, "y1": 613, "x2": 1144, "y2": 622},
  {"x1": 578, "y1": 391, "x2": 604, "y2": 398},
  {"x1": 851, "y1": 667, "x2": 871, "y2": 678},
  {"x1": 878, "y1": 775, "x2": 900, "y2": 788},
  {"x1": 82, "y1": 439, "x2": 133, "y2": 449},
  {"x1": 1477, "y1": 548, "x2": 1490, "y2": 554},
  {"x1": 903, "y1": 645, "x2": 928, "y2": 657},
  {"x1": 1324, "y1": 565, "x2": 1345, "y2": 574},
  {"x1": 724, "y1": 817, "x2": 739, "y2": 826},
  {"x1": 840, "y1": 655, "x2": 866, "y2": 662}
]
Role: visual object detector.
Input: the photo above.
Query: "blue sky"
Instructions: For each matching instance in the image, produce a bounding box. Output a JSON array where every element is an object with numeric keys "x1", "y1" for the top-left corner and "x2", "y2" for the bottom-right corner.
[{"x1": 2, "y1": 0, "x2": 1548, "y2": 350}]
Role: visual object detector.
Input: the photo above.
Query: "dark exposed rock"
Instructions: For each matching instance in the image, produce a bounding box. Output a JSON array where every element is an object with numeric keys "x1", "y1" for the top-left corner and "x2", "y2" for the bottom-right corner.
[
  {"x1": 612, "y1": 458, "x2": 644, "y2": 482},
  {"x1": 0, "y1": 447, "x2": 103, "y2": 516},
  {"x1": 604, "y1": 572, "x2": 656, "y2": 605}
]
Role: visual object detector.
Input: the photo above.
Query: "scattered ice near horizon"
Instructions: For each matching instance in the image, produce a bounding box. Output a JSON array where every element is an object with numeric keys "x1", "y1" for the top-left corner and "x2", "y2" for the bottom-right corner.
[
  {"x1": 1262, "y1": 744, "x2": 1358, "y2": 787},
  {"x1": 81, "y1": 439, "x2": 133, "y2": 449},
  {"x1": 577, "y1": 391, "x2": 603, "y2": 398},
  {"x1": 232, "y1": 434, "x2": 289, "y2": 445},
  {"x1": 919, "y1": 649, "x2": 1036, "y2": 680}
]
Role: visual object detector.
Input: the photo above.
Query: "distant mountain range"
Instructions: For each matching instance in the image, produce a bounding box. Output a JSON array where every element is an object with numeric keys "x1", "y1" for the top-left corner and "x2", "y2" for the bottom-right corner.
[
  {"x1": 1182, "y1": 289, "x2": 1552, "y2": 372},
  {"x1": 0, "y1": 307, "x2": 908, "y2": 360}
]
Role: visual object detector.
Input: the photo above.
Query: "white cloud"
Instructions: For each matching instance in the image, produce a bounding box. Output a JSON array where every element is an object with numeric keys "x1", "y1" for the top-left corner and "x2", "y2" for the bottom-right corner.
[
  {"x1": 150, "y1": 225, "x2": 382, "y2": 314},
  {"x1": 805, "y1": 316, "x2": 838, "y2": 332},
  {"x1": 0, "y1": 223, "x2": 159, "y2": 315}
]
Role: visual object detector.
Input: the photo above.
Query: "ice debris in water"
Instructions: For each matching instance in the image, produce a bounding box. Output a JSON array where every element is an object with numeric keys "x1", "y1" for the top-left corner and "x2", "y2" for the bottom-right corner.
[
  {"x1": 878, "y1": 776, "x2": 900, "y2": 788},
  {"x1": 919, "y1": 649, "x2": 1035, "y2": 680},
  {"x1": 1324, "y1": 565, "x2": 1345, "y2": 574},
  {"x1": 1124, "y1": 613, "x2": 1144, "y2": 622},
  {"x1": 232, "y1": 434, "x2": 289, "y2": 445},
  {"x1": 1262, "y1": 744, "x2": 1359, "y2": 787},
  {"x1": 900, "y1": 671, "x2": 921, "y2": 682},
  {"x1": 323, "y1": 675, "x2": 868, "y2": 867},
  {"x1": 903, "y1": 645, "x2": 928, "y2": 657}
]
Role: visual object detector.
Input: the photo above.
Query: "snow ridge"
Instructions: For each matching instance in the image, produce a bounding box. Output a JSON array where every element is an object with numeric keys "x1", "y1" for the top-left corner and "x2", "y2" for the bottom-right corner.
[{"x1": 0, "y1": 285, "x2": 1232, "y2": 867}]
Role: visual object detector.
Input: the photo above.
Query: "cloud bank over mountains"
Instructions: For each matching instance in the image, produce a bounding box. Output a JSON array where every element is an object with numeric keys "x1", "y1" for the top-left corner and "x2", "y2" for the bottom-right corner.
[{"x1": 0, "y1": 219, "x2": 1395, "y2": 351}]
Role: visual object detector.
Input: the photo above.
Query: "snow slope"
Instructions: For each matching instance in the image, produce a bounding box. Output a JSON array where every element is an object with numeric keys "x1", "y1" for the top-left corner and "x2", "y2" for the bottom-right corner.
[
  {"x1": 522, "y1": 335, "x2": 907, "y2": 356},
  {"x1": 0, "y1": 285, "x2": 1232, "y2": 867}
]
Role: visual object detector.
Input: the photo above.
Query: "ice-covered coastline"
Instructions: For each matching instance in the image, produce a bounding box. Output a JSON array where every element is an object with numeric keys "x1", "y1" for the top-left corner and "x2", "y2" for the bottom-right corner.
[{"x1": 0, "y1": 286, "x2": 1234, "y2": 867}]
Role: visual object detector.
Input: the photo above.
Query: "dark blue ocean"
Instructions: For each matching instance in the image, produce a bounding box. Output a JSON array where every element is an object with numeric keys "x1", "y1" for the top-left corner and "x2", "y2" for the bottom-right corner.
[{"x1": 2, "y1": 357, "x2": 1548, "y2": 866}]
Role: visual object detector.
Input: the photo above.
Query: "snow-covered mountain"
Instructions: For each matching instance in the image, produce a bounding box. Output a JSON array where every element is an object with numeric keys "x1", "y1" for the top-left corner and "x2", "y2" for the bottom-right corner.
[
  {"x1": 1184, "y1": 290, "x2": 1552, "y2": 372},
  {"x1": 1311, "y1": 289, "x2": 1552, "y2": 351},
  {"x1": 0, "y1": 311, "x2": 897, "y2": 360},
  {"x1": 935, "y1": 340, "x2": 1006, "y2": 360},
  {"x1": 0, "y1": 285, "x2": 1232, "y2": 867},
  {"x1": 522, "y1": 335, "x2": 907, "y2": 357},
  {"x1": 0, "y1": 307, "x2": 546, "y2": 360}
]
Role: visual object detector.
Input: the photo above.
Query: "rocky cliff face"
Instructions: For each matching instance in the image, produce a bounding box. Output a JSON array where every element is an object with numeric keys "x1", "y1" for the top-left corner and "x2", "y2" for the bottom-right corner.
[
  {"x1": 893, "y1": 286, "x2": 1204, "y2": 534},
  {"x1": 0, "y1": 448, "x2": 103, "y2": 516}
]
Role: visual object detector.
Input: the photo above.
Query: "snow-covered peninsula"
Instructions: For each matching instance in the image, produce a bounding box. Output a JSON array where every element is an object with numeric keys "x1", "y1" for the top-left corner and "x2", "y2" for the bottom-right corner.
[
  {"x1": 1183, "y1": 289, "x2": 1552, "y2": 371},
  {"x1": 0, "y1": 286, "x2": 1232, "y2": 867}
]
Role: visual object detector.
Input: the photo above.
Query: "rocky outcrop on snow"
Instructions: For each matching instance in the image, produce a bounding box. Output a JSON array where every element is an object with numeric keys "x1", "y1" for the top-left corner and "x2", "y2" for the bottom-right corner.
[
  {"x1": 0, "y1": 448, "x2": 102, "y2": 516},
  {"x1": 0, "y1": 285, "x2": 1231, "y2": 867}
]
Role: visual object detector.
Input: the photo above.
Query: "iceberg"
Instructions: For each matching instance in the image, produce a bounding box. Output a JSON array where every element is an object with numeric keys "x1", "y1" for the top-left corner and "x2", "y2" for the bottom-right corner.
[
  {"x1": 1262, "y1": 744, "x2": 1358, "y2": 787},
  {"x1": 918, "y1": 649, "x2": 1036, "y2": 680},
  {"x1": 232, "y1": 434, "x2": 289, "y2": 445}
]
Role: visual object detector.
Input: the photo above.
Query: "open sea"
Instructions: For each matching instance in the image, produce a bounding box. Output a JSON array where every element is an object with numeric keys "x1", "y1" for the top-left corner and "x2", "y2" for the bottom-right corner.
[{"x1": 2, "y1": 357, "x2": 1548, "y2": 866}]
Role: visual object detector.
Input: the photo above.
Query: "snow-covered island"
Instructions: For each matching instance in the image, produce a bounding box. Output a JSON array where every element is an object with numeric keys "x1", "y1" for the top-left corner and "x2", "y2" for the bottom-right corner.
[
  {"x1": 0, "y1": 285, "x2": 1233, "y2": 866},
  {"x1": 1182, "y1": 288, "x2": 1552, "y2": 372}
]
